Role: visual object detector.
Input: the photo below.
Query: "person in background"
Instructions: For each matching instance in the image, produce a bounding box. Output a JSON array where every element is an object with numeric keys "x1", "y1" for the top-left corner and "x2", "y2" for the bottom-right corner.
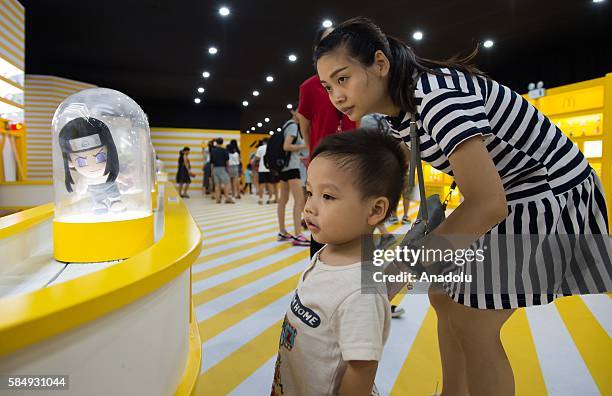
[
  {"x1": 244, "y1": 163, "x2": 253, "y2": 194},
  {"x1": 203, "y1": 140, "x2": 214, "y2": 195},
  {"x1": 296, "y1": 25, "x2": 358, "y2": 258},
  {"x1": 227, "y1": 144, "x2": 242, "y2": 199},
  {"x1": 210, "y1": 137, "x2": 234, "y2": 204},
  {"x1": 228, "y1": 139, "x2": 241, "y2": 156},
  {"x1": 249, "y1": 149, "x2": 260, "y2": 195},
  {"x1": 276, "y1": 111, "x2": 309, "y2": 246},
  {"x1": 255, "y1": 138, "x2": 277, "y2": 204},
  {"x1": 203, "y1": 161, "x2": 212, "y2": 195},
  {"x1": 176, "y1": 147, "x2": 195, "y2": 198}
]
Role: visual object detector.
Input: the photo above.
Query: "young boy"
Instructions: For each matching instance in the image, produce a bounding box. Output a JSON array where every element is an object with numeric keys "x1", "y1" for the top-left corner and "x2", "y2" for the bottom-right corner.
[{"x1": 271, "y1": 129, "x2": 408, "y2": 395}]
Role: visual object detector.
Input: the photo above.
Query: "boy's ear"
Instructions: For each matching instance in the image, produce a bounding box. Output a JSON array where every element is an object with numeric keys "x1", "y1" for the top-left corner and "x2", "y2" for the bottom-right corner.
[{"x1": 367, "y1": 196, "x2": 389, "y2": 226}]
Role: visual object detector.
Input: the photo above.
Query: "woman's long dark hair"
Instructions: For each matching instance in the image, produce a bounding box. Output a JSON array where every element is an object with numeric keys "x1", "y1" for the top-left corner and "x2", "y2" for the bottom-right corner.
[
  {"x1": 229, "y1": 139, "x2": 240, "y2": 154},
  {"x1": 178, "y1": 147, "x2": 190, "y2": 166},
  {"x1": 314, "y1": 17, "x2": 486, "y2": 113}
]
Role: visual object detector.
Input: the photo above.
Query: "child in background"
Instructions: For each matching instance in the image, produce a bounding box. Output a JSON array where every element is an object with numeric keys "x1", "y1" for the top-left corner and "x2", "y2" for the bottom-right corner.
[
  {"x1": 272, "y1": 129, "x2": 408, "y2": 396},
  {"x1": 244, "y1": 164, "x2": 253, "y2": 194}
]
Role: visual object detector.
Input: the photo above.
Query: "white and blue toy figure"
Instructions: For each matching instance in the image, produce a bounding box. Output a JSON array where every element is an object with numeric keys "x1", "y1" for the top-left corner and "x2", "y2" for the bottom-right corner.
[
  {"x1": 51, "y1": 88, "x2": 154, "y2": 263},
  {"x1": 58, "y1": 117, "x2": 126, "y2": 214}
]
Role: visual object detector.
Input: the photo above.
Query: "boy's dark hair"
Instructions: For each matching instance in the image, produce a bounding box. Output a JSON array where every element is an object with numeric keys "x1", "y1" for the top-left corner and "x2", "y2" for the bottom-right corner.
[
  {"x1": 314, "y1": 17, "x2": 485, "y2": 113},
  {"x1": 216, "y1": 137, "x2": 224, "y2": 145},
  {"x1": 311, "y1": 129, "x2": 408, "y2": 219}
]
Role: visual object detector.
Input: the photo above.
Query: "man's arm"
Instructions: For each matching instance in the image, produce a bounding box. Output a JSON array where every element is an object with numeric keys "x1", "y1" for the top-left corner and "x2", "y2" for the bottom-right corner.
[{"x1": 339, "y1": 360, "x2": 378, "y2": 396}]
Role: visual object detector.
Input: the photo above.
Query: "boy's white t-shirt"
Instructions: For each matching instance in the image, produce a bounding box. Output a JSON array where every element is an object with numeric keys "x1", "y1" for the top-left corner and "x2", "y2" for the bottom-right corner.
[
  {"x1": 272, "y1": 249, "x2": 391, "y2": 396},
  {"x1": 255, "y1": 144, "x2": 270, "y2": 172}
]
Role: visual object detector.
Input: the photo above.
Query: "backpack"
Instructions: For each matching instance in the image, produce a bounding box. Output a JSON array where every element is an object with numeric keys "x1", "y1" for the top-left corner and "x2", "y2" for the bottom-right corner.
[{"x1": 264, "y1": 120, "x2": 297, "y2": 173}]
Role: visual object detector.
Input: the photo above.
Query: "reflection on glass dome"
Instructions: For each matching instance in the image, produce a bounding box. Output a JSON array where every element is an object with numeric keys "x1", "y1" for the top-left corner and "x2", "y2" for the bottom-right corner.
[{"x1": 52, "y1": 88, "x2": 152, "y2": 223}]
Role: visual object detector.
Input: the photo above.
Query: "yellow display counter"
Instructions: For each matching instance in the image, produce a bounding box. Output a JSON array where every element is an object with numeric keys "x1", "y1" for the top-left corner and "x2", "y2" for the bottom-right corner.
[{"x1": 0, "y1": 183, "x2": 202, "y2": 395}]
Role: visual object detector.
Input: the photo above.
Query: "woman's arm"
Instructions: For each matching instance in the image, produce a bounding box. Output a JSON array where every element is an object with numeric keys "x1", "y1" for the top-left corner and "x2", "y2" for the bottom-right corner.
[
  {"x1": 283, "y1": 133, "x2": 305, "y2": 152},
  {"x1": 339, "y1": 360, "x2": 378, "y2": 396},
  {"x1": 432, "y1": 136, "x2": 508, "y2": 245},
  {"x1": 296, "y1": 112, "x2": 311, "y2": 151}
]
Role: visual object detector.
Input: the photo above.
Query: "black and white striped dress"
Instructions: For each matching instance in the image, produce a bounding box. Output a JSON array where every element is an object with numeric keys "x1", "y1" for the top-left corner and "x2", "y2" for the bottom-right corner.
[{"x1": 387, "y1": 68, "x2": 611, "y2": 309}]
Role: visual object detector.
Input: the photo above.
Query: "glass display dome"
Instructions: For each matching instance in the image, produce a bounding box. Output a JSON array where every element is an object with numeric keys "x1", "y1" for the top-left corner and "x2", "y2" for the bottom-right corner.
[
  {"x1": 52, "y1": 88, "x2": 152, "y2": 222},
  {"x1": 51, "y1": 88, "x2": 154, "y2": 262}
]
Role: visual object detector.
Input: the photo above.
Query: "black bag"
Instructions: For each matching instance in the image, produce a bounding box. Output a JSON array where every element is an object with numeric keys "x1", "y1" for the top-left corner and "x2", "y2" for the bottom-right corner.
[
  {"x1": 385, "y1": 114, "x2": 456, "y2": 298},
  {"x1": 264, "y1": 120, "x2": 297, "y2": 173}
]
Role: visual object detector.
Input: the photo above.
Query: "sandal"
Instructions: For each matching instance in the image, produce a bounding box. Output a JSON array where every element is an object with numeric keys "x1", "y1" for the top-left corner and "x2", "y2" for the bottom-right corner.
[
  {"x1": 277, "y1": 232, "x2": 294, "y2": 242},
  {"x1": 292, "y1": 234, "x2": 310, "y2": 247}
]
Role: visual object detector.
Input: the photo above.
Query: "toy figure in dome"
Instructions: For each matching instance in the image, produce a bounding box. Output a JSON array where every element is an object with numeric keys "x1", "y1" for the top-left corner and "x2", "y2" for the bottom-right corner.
[{"x1": 59, "y1": 116, "x2": 127, "y2": 214}]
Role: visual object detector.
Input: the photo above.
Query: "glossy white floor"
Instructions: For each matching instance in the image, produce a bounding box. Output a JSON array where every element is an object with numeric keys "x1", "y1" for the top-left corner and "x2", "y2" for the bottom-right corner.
[{"x1": 185, "y1": 192, "x2": 611, "y2": 396}]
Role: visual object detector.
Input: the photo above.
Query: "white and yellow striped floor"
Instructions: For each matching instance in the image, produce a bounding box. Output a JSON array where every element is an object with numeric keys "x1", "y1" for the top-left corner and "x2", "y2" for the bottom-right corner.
[{"x1": 185, "y1": 193, "x2": 611, "y2": 396}]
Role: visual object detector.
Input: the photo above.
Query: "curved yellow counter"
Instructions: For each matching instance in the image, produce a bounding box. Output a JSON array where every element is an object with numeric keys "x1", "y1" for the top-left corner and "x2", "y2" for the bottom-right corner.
[{"x1": 0, "y1": 183, "x2": 202, "y2": 395}]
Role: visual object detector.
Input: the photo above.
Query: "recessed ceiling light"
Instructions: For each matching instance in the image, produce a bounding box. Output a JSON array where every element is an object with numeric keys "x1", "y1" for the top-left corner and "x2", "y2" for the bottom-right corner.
[
  {"x1": 593, "y1": 0, "x2": 604, "y2": 3},
  {"x1": 251, "y1": 127, "x2": 255, "y2": 131},
  {"x1": 269, "y1": 131, "x2": 274, "y2": 135},
  {"x1": 246, "y1": 131, "x2": 250, "y2": 134},
  {"x1": 483, "y1": 39, "x2": 494, "y2": 48},
  {"x1": 277, "y1": 127, "x2": 281, "y2": 132},
  {"x1": 208, "y1": 46, "x2": 218, "y2": 55},
  {"x1": 286, "y1": 104, "x2": 293, "y2": 109},
  {"x1": 252, "y1": 90, "x2": 260, "y2": 96},
  {"x1": 264, "y1": 117, "x2": 270, "y2": 122},
  {"x1": 197, "y1": 87, "x2": 205, "y2": 93},
  {"x1": 219, "y1": 6, "x2": 230, "y2": 16},
  {"x1": 194, "y1": 98, "x2": 201, "y2": 104},
  {"x1": 257, "y1": 122, "x2": 263, "y2": 127},
  {"x1": 322, "y1": 19, "x2": 333, "y2": 28},
  {"x1": 202, "y1": 71, "x2": 210, "y2": 78},
  {"x1": 288, "y1": 54, "x2": 297, "y2": 62},
  {"x1": 413, "y1": 31, "x2": 423, "y2": 40},
  {"x1": 266, "y1": 75, "x2": 274, "y2": 82},
  {"x1": 242, "y1": 100, "x2": 249, "y2": 106}
]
